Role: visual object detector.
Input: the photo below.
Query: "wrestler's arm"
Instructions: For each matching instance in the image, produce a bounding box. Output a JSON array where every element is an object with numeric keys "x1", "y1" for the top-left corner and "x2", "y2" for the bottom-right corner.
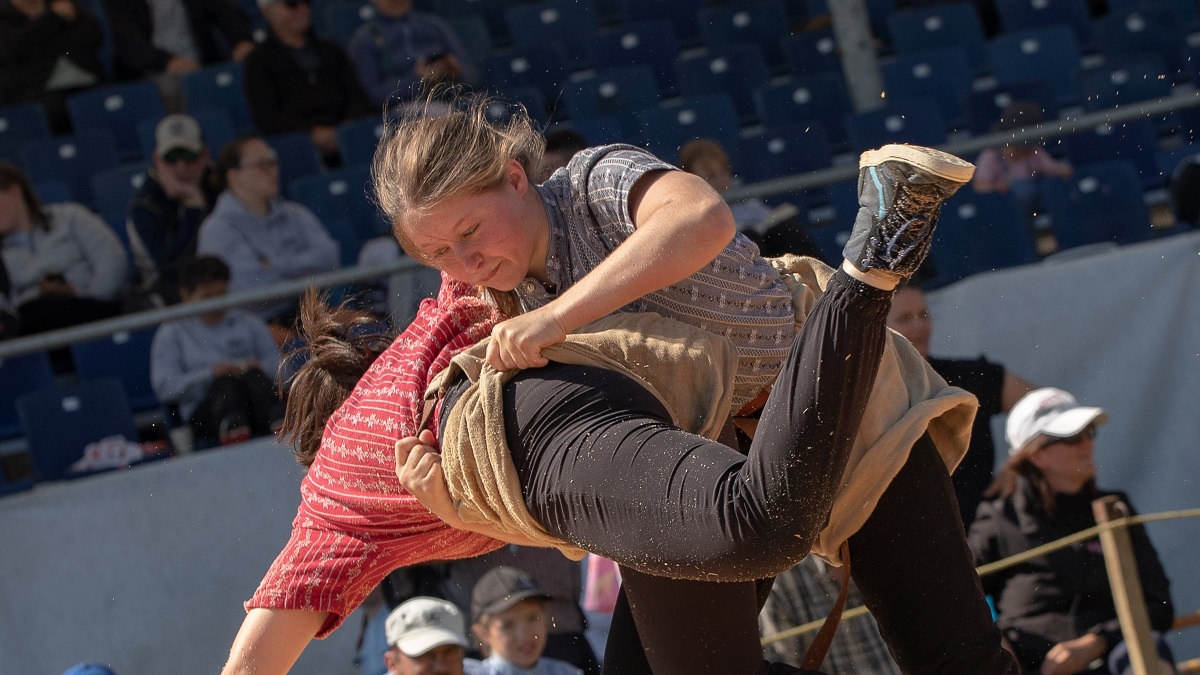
[
  {"x1": 221, "y1": 608, "x2": 328, "y2": 675},
  {"x1": 486, "y1": 169, "x2": 736, "y2": 370}
]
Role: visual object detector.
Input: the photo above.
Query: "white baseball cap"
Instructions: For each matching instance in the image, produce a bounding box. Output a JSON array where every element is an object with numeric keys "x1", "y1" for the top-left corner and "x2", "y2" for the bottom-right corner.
[
  {"x1": 385, "y1": 596, "x2": 469, "y2": 658},
  {"x1": 1006, "y1": 387, "x2": 1108, "y2": 456}
]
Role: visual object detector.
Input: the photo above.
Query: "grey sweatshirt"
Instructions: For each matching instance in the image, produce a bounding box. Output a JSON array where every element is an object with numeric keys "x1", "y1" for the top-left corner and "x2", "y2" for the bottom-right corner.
[{"x1": 1, "y1": 202, "x2": 129, "y2": 303}]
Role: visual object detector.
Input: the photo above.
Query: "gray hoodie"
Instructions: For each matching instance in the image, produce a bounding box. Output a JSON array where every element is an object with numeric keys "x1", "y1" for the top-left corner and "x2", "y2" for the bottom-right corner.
[{"x1": 1, "y1": 202, "x2": 129, "y2": 303}]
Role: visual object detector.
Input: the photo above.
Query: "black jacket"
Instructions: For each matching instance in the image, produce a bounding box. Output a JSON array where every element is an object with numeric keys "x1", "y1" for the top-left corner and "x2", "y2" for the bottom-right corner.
[
  {"x1": 968, "y1": 478, "x2": 1174, "y2": 672},
  {"x1": 105, "y1": 0, "x2": 251, "y2": 80},
  {"x1": 242, "y1": 30, "x2": 373, "y2": 135},
  {"x1": 0, "y1": 0, "x2": 105, "y2": 103}
]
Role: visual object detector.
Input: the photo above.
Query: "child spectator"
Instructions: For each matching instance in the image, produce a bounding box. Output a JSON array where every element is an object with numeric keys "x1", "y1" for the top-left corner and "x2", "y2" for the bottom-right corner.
[
  {"x1": 385, "y1": 596, "x2": 486, "y2": 675},
  {"x1": 470, "y1": 567, "x2": 581, "y2": 675},
  {"x1": 972, "y1": 101, "x2": 1072, "y2": 223},
  {"x1": 150, "y1": 256, "x2": 283, "y2": 447}
]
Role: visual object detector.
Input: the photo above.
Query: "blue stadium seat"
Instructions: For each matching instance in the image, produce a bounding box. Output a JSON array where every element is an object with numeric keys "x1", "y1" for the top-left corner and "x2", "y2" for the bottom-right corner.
[
  {"x1": 733, "y1": 124, "x2": 834, "y2": 210},
  {"x1": 0, "y1": 102, "x2": 51, "y2": 162},
  {"x1": 806, "y1": 179, "x2": 857, "y2": 263},
  {"x1": 562, "y1": 66, "x2": 661, "y2": 140},
  {"x1": 620, "y1": 0, "x2": 700, "y2": 45},
  {"x1": 887, "y1": 2, "x2": 988, "y2": 74},
  {"x1": 264, "y1": 132, "x2": 323, "y2": 197},
  {"x1": 548, "y1": 116, "x2": 626, "y2": 146},
  {"x1": 781, "y1": 28, "x2": 842, "y2": 78},
  {"x1": 880, "y1": 46, "x2": 974, "y2": 129},
  {"x1": 483, "y1": 45, "x2": 570, "y2": 102},
  {"x1": 318, "y1": 217, "x2": 363, "y2": 266},
  {"x1": 447, "y1": 14, "x2": 492, "y2": 67},
  {"x1": 33, "y1": 181, "x2": 74, "y2": 204},
  {"x1": 183, "y1": 62, "x2": 255, "y2": 135},
  {"x1": 17, "y1": 379, "x2": 139, "y2": 482},
  {"x1": 994, "y1": 0, "x2": 1093, "y2": 50},
  {"x1": 754, "y1": 74, "x2": 853, "y2": 147},
  {"x1": 434, "y1": 0, "x2": 511, "y2": 43},
  {"x1": 289, "y1": 164, "x2": 384, "y2": 242},
  {"x1": 963, "y1": 81, "x2": 1058, "y2": 136},
  {"x1": 1078, "y1": 56, "x2": 1175, "y2": 132},
  {"x1": 1041, "y1": 160, "x2": 1155, "y2": 249},
  {"x1": 0, "y1": 351, "x2": 55, "y2": 440},
  {"x1": 505, "y1": 0, "x2": 598, "y2": 71},
  {"x1": 804, "y1": 0, "x2": 896, "y2": 45},
  {"x1": 675, "y1": 45, "x2": 771, "y2": 122},
  {"x1": 70, "y1": 328, "x2": 160, "y2": 413},
  {"x1": 1108, "y1": 0, "x2": 1199, "y2": 28},
  {"x1": 1061, "y1": 118, "x2": 1163, "y2": 189},
  {"x1": 336, "y1": 117, "x2": 386, "y2": 167},
  {"x1": 1093, "y1": 4, "x2": 1188, "y2": 74},
  {"x1": 67, "y1": 81, "x2": 165, "y2": 161},
  {"x1": 928, "y1": 189, "x2": 1038, "y2": 287},
  {"x1": 487, "y1": 87, "x2": 548, "y2": 127},
  {"x1": 323, "y1": 0, "x2": 375, "y2": 48},
  {"x1": 590, "y1": 21, "x2": 681, "y2": 95},
  {"x1": 987, "y1": 26, "x2": 1083, "y2": 108},
  {"x1": 844, "y1": 97, "x2": 948, "y2": 153},
  {"x1": 91, "y1": 162, "x2": 150, "y2": 228},
  {"x1": 1156, "y1": 142, "x2": 1200, "y2": 182},
  {"x1": 19, "y1": 129, "x2": 120, "y2": 208},
  {"x1": 697, "y1": 0, "x2": 790, "y2": 68},
  {"x1": 636, "y1": 94, "x2": 741, "y2": 162}
]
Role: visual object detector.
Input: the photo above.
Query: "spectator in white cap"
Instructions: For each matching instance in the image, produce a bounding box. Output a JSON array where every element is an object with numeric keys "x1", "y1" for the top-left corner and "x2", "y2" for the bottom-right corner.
[
  {"x1": 968, "y1": 388, "x2": 1176, "y2": 675},
  {"x1": 385, "y1": 596, "x2": 485, "y2": 675}
]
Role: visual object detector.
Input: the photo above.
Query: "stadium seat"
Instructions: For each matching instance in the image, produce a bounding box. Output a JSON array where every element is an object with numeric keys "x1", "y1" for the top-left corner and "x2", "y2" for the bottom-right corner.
[
  {"x1": 781, "y1": 28, "x2": 842, "y2": 78},
  {"x1": 697, "y1": 0, "x2": 790, "y2": 68},
  {"x1": 807, "y1": 179, "x2": 857, "y2": 263},
  {"x1": 1078, "y1": 56, "x2": 1175, "y2": 132},
  {"x1": 754, "y1": 74, "x2": 853, "y2": 147},
  {"x1": 67, "y1": 81, "x2": 165, "y2": 161},
  {"x1": 183, "y1": 62, "x2": 255, "y2": 135},
  {"x1": 987, "y1": 25, "x2": 1083, "y2": 108},
  {"x1": 994, "y1": 0, "x2": 1093, "y2": 50},
  {"x1": 636, "y1": 95, "x2": 741, "y2": 162},
  {"x1": 19, "y1": 129, "x2": 120, "y2": 208},
  {"x1": 505, "y1": 0, "x2": 598, "y2": 71},
  {"x1": 928, "y1": 189, "x2": 1038, "y2": 287},
  {"x1": 486, "y1": 86, "x2": 548, "y2": 126},
  {"x1": 289, "y1": 164, "x2": 384, "y2": 242},
  {"x1": 135, "y1": 107, "x2": 237, "y2": 160},
  {"x1": 804, "y1": 0, "x2": 896, "y2": 43},
  {"x1": 0, "y1": 102, "x2": 51, "y2": 162},
  {"x1": 434, "y1": 0, "x2": 511, "y2": 43},
  {"x1": 887, "y1": 2, "x2": 988, "y2": 74},
  {"x1": 319, "y1": 217, "x2": 363, "y2": 267},
  {"x1": 264, "y1": 132, "x2": 323, "y2": 197},
  {"x1": 844, "y1": 97, "x2": 948, "y2": 153},
  {"x1": 483, "y1": 44, "x2": 570, "y2": 103},
  {"x1": 963, "y1": 80, "x2": 1058, "y2": 136},
  {"x1": 70, "y1": 328, "x2": 160, "y2": 413},
  {"x1": 675, "y1": 44, "x2": 771, "y2": 121},
  {"x1": 337, "y1": 117, "x2": 386, "y2": 167},
  {"x1": 620, "y1": 0, "x2": 700, "y2": 45},
  {"x1": 0, "y1": 351, "x2": 55, "y2": 440},
  {"x1": 1108, "y1": 0, "x2": 1199, "y2": 28},
  {"x1": 91, "y1": 162, "x2": 150, "y2": 229},
  {"x1": 33, "y1": 181, "x2": 73, "y2": 204},
  {"x1": 562, "y1": 66, "x2": 661, "y2": 140},
  {"x1": 548, "y1": 116, "x2": 626, "y2": 146},
  {"x1": 17, "y1": 379, "x2": 139, "y2": 482},
  {"x1": 1093, "y1": 4, "x2": 1189, "y2": 75},
  {"x1": 323, "y1": 0, "x2": 375, "y2": 48},
  {"x1": 880, "y1": 46, "x2": 974, "y2": 129},
  {"x1": 447, "y1": 14, "x2": 492, "y2": 67},
  {"x1": 590, "y1": 20, "x2": 681, "y2": 95},
  {"x1": 1041, "y1": 160, "x2": 1156, "y2": 249},
  {"x1": 1061, "y1": 118, "x2": 1163, "y2": 189},
  {"x1": 733, "y1": 124, "x2": 834, "y2": 210}
]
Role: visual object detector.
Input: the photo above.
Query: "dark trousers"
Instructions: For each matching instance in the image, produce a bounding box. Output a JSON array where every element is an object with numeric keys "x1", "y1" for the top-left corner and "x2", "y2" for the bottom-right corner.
[
  {"x1": 189, "y1": 369, "x2": 282, "y2": 441},
  {"x1": 490, "y1": 271, "x2": 1014, "y2": 675},
  {"x1": 17, "y1": 295, "x2": 120, "y2": 335}
]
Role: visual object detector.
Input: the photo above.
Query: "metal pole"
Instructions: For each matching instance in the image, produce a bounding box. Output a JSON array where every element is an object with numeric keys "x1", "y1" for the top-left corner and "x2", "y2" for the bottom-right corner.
[
  {"x1": 1093, "y1": 496, "x2": 1162, "y2": 675},
  {"x1": 829, "y1": 0, "x2": 885, "y2": 113}
]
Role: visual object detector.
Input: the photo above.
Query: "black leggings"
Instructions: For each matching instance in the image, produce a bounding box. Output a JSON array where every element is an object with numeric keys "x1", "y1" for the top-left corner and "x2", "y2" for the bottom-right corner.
[{"x1": 451, "y1": 271, "x2": 1014, "y2": 674}]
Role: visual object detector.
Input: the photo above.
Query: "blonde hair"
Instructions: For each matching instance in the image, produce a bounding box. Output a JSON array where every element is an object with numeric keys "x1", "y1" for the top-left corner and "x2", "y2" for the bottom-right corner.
[{"x1": 371, "y1": 93, "x2": 546, "y2": 260}]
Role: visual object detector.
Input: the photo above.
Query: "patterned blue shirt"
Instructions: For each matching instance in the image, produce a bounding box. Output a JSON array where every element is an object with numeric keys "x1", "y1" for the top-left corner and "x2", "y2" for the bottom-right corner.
[{"x1": 524, "y1": 145, "x2": 796, "y2": 413}]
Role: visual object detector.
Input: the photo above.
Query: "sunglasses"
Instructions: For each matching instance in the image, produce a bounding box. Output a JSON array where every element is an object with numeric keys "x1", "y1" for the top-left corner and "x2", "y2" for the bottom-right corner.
[
  {"x1": 1040, "y1": 424, "x2": 1096, "y2": 449},
  {"x1": 162, "y1": 148, "x2": 200, "y2": 164}
]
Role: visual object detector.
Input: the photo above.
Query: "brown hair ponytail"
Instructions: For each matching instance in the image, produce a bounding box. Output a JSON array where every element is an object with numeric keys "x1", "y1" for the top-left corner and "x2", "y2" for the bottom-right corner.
[{"x1": 279, "y1": 290, "x2": 397, "y2": 467}]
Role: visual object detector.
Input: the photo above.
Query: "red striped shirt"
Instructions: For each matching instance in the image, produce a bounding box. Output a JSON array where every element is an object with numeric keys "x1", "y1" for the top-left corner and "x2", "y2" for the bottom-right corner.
[{"x1": 246, "y1": 277, "x2": 506, "y2": 637}]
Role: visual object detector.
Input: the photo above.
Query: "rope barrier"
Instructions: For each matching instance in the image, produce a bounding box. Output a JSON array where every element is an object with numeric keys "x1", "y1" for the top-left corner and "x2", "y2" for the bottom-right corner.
[{"x1": 761, "y1": 506, "x2": 1200, "y2": 646}]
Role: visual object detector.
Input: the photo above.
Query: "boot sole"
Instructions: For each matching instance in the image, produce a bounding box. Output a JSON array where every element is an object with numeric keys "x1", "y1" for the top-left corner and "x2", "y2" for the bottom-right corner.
[{"x1": 860, "y1": 144, "x2": 976, "y2": 183}]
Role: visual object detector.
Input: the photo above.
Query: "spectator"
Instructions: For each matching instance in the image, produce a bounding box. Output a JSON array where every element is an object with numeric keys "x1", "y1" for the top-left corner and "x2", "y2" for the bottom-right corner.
[
  {"x1": 0, "y1": 0, "x2": 105, "y2": 133},
  {"x1": 0, "y1": 256, "x2": 18, "y2": 339},
  {"x1": 0, "y1": 161, "x2": 127, "y2": 335},
  {"x1": 972, "y1": 101, "x2": 1072, "y2": 223},
  {"x1": 105, "y1": 0, "x2": 254, "y2": 109},
  {"x1": 535, "y1": 129, "x2": 587, "y2": 183},
  {"x1": 244, "y1": 0, "x2": 373, "y2": 167},
  {"x1": 969, "y1": 387, "x2": 1176, "y2": 675},
  {"x1": 196, "y1": 136, "x2": 339, "y2": 331},
  {"x1": 347, "y1": 0, "x2": 478, "y2": 108},
  {"x1": 385, "y1": 596, "x2": 486, "y2": 675},
  {"x1": 150, "y1": 256, "x2": 283, "y2": 447},
  {"x1": 127, "y1": 113, "x2": 221, "y2": 307},
  {"x1": 887, "y1": 283, "x2": 1036, "y2": 528},
  {"x1": 759, "y1": 556, "x2": 900, "y2": 674},
  {"x1": 679, "y1": 138, "x2": 821, "y2": 259},
  {"x1": 470, "y1": 567, "x2": 581, "y2": 675}
]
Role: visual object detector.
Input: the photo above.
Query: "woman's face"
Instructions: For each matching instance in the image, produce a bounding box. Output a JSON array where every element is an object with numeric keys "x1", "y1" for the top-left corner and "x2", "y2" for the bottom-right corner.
[
  {"x1": 1030, "y1": 426, "x2": 1098, "y2": 492},
  {"x1": 402, "y1": 161, "x2": 547, "y2": 292}
]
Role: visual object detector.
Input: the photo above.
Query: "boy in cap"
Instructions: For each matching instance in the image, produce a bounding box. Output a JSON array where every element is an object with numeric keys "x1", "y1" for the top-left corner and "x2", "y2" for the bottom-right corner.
[
  {"x1": 470, "y1": 567, "x2": 581, "y2": 675},
  {"x1": 385, "y1": 596, "x2": 485, "y2": 675}
]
